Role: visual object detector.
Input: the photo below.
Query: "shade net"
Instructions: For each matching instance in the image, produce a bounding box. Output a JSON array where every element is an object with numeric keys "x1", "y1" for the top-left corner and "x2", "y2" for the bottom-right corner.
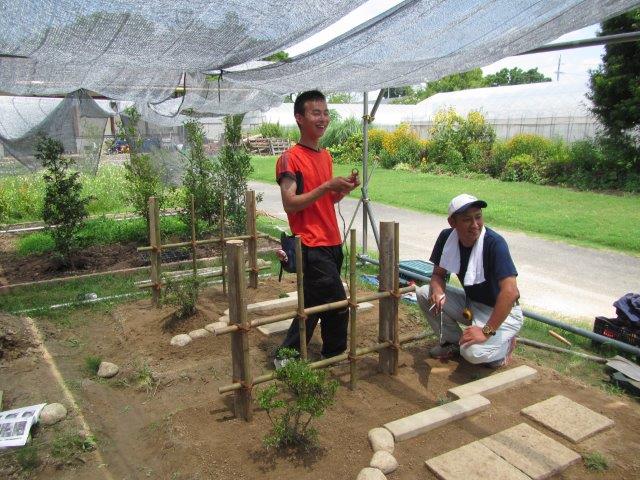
[{"x1": 0, "y1": 90, "x2": 113, "y2": 172}]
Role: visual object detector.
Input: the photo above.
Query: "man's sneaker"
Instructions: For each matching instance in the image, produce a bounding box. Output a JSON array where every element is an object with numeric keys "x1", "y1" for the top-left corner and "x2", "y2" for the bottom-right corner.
[
  {"x1": 484, "y1": 337, "x2": 517, "y2": 369},
  {"x1": 273, "y1": 357, "x2": 290, "y2": 370},
  {"x1": 429, "y1": 342, "x2": 460, "y2": 360}
]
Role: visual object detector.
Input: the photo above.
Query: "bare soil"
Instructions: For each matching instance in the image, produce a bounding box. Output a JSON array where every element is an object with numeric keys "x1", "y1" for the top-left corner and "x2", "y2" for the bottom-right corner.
[
  {"x1": 0, "y1": 234, "x2": 275, "y2": 286},
  {"x1": 1, "y1": 277, "x2": 639, "y2": 480}
]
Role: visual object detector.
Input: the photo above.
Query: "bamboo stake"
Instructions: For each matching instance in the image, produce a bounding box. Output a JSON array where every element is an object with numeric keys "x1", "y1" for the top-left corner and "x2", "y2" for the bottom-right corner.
[
  {"x1": 548, "y1": 330, "x2": 572, "y2": 347},
  {"x1": 136, "y1": 263, "x2": 271, "y2": 288},
  {"x1": 226, "y1": 240, "x2": 253, "y2": 420},
  {"x1": 148, "y1": 197, "x2": 162, "y2": 307},
  {"x1": 219, "y1": 331, "x2": 430, "y2": 394},
  {"x1": 392, "y1": 222, "x2": 400, "y2": 375},
  {"x1": 190, "y1": 195, "x2": 197, "y2": 276},
  {"x1": 245, "y1": 190, "x2": 258, "y2": 289},
  {"x1": 219, "y1": 192, "x2": 226, "y2": 294},
  {"x1": 213, "y1": 286, "x2": 417, "y2": 336},
  {"x1": 295, "y1": 236, "x2": 307, "y2": 360},
  {"x1": 349, "y1": 229, "x2": 358, "y2": 390},
  {"x1": 378, "y1": 222, "x2": 395, "y2": 374},
  {"x1": 136, "y1": 233, "x2": 269, "y2": 252}
]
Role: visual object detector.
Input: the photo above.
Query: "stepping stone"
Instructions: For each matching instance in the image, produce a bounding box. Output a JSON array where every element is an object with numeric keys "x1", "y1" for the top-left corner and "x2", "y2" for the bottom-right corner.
[
  {"x1": 384, "y1": 394, "x2": 490, "y2": 442},
  {"x1": 448, "y1": 365, "x2": 537, "y2": 399},
  {"x1": 480, "y1": 423, "x2": 580, "y2": 479},
  {"x1": 256, "y1": 302, "x2": 375, "y2": 335},
  {"x1": 521, "y1": 395, "x2": 614, "y2": 443},
  {"x1": 426, "y1": 441, "x2": 531, "y2": 480}
]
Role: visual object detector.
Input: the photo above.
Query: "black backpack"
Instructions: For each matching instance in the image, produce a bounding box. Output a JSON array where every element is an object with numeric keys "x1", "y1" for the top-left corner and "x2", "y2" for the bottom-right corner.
[{"x1": 278, "y1": 232, "x2": 297, "y2": 281}]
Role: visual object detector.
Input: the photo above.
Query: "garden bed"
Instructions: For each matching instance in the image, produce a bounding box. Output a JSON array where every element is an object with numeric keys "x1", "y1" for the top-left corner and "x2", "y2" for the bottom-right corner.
[{"x1": 1, "y1": 276, "x2": 639, "y2": 479}]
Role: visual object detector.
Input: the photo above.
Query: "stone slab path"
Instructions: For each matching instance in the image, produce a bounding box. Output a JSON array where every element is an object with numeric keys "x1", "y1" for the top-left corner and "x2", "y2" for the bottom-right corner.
[
  {"x1": 448, "y1": 365, "x2": 537, "y2": 399},
  {"x1": 480, "y1": 423, "x2": 581, "y2": 480},
  {"x1": 521, "y1": 394, "x2": 614, "y2": 443}
]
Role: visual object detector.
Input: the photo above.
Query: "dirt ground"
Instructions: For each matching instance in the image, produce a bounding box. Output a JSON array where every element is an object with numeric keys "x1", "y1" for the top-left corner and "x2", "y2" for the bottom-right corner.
[
  {"x1": 0, "y1": 234, "x2": 274, "y2": 286},
  {"x1": 1, "y1": 276, "x2": 640, "y2": 480}
]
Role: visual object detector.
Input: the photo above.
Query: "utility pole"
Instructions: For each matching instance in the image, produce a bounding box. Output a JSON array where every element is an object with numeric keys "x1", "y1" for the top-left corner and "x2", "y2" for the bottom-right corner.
[{"x1": 555, "y1": 55, "x2": 563, "y2": 81}]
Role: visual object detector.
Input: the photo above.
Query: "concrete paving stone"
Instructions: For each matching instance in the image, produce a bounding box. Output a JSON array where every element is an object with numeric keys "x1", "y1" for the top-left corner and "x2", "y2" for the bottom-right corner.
[
  {"x1": 480, "y1": 423, "x2": 581, "y2": 480},
  {"x1": 426, "y1": 441, "x2": 532, "y2": 480},
  {"x1": 256, "y1": 302, "x2": 375, "y2": 336},
  {"x1": 448, "y1": 365, "x2": 538, "y2": 399},
  {"x1": 521, "y1": 395, "x2": 614, "y2": 443},
  {"x1": 384, "y1": 394, "x2": 490, "y2": 442}
]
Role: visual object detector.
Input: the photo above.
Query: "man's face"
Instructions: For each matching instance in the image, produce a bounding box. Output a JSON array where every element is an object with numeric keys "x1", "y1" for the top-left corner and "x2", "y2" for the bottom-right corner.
[
  {"x1": 295, "y1": 99, "x2": 330, "y2": 139},
  {"x1": 448, "y1": 207, "x2": 484, "y2": 247}
]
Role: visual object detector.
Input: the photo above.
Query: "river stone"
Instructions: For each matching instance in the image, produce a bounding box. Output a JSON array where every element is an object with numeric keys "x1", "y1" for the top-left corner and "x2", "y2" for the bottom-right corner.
[
  {"x1": 170, "y1": 334, "x2": 192, "y2": 347},
  {"x1": 40, "y1": 403, "x2": 67, "y2": 425},
  {"x1": 188, "y1": 328, "x2": 210, "y2": 339},
  {"x1": 97, "y1": 361, "x2": 119, "y2": 378},
  {"x1": 356, "y1": 467, "x2": 387, "y2": 480},
  {"x1": 370, "y1": 451, "x2": 398, "y2": 474},
  {"x1": 368, "y1": 427, "x2": 394, "y2": 453}
]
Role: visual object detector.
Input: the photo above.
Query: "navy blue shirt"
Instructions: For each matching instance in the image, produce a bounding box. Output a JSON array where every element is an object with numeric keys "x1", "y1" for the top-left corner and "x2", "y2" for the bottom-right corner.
[{"x1": 430, "y1": 227, "x2": 517, "y2": 307}]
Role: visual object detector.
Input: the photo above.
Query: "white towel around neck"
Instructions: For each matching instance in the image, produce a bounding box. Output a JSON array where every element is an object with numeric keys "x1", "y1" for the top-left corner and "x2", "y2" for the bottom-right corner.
[{"x1": 439, "y1": 227, "x2": 486, "y2": 286}]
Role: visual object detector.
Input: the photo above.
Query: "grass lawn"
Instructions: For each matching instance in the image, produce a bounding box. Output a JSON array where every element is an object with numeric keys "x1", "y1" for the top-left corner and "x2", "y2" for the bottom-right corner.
[{"x1": 251, "y1": 156, "x2": 640, "y2": 254}]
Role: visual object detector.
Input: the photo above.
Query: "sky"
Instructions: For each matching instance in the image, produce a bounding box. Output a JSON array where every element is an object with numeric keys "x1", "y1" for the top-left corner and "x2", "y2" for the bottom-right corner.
[{"x1": 285, "y1": 0, "x2": 606, "y2": 89}]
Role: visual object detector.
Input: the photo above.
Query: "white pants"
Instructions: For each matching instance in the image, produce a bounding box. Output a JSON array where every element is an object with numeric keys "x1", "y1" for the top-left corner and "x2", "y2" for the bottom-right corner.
[{"x1": 416, "y1": 285, "x2": 523, "y2": 365}]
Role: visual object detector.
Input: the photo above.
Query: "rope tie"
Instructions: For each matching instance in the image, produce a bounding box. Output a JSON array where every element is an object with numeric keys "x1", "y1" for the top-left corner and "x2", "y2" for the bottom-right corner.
[
  {"x1": 240, "y1": 380, "x2": 253, "y2": 393},
  {"x1": 347, "y1": 300, "x2": 358, "y2": 309},
  {"x1": 388, "y1": 290, "x2": 402, "y2": 299},
  {"x1": 296, "y1": 313, "x2": 308, "y2": 322},
  {"x1": 347, "y1": 353, "x2": 358, "y2": 362},
  {"x1": 235, "y1": 323, "x2": 252, "y2": 333}
]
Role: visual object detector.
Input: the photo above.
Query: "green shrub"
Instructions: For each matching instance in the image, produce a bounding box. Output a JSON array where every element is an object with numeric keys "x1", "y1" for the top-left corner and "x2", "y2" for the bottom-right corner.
[
  {"x1": 368, "y1": 128, "x2": 387, "y2": 155},
  {"x1": 502, "y1": 154, "x2": 540, "y2": 183},
  {"x1": 37, "y1": 135, "x2": 90, "y2": 266},
  {"x1": 282, "y1": 126, "x2": 301, "y2": 143},
  {"x1": 320, "y1": 116, "x2": 361, "y2": 149},
  {"x1": 327, "y1": 132, "x2": 363, "y2": 164},
  {"x1": 258, "y1": 122, "x2": 285, "y2": 138},
  {"x1": 162, "y1": 274, "x2": 202, "y2": 318},
  {"x1": 257, "y1": 348, "x2": 338, "y2": 450},
  {"x1": 378, "y1": 124, "x2": 423, "y2": 169}
]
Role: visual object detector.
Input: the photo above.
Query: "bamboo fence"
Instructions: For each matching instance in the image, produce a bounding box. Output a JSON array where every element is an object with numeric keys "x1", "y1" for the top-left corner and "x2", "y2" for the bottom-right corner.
[
  {"x1": 138, "y1": 191, "x2": 268, "y2": 306},
  {"x1": 217, "y1": 222, "x2": 420, "y2": 421}
]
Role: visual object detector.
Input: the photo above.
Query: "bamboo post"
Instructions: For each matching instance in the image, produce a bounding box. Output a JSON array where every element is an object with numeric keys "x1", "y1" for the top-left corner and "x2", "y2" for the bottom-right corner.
[
  {"x1": 392, "y1": 222, "x2": 400, "y2": 375},
  {"x1": 295, "y1": 236, "x2": 307, "y2": 361},
  {"x1": 219, "y1": 193, "x2": 226, "y2": 294},
  {"x1": 227, "y1": 239, "x2": 253, "y2": 421},
  {"x1": 349, "y1": 229, "x2": 358, "y2": 390},
  {"x1": 190, "y1": 194, "x2": 197, "y2": 276},
  {"x1": 245, "y1": 190, "x2": 258, "y2": 289},
  {"x1": 378, "y1": 222, "x2": 397, "y2": 374},
  {"x1": 148, "y1": 196, "x2": 162, "y2": 307}
]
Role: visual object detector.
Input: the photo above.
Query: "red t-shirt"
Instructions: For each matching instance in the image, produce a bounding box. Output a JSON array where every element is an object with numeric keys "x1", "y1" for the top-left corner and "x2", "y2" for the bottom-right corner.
[{"x1": 275, "y1": 144, "x2": 342, "y2": 247}]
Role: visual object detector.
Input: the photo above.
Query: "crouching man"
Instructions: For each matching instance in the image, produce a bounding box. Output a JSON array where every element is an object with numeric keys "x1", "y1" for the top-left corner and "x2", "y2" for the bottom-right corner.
[{"x1": 417, "y1": 194, "x2": 522, "y2": 368}]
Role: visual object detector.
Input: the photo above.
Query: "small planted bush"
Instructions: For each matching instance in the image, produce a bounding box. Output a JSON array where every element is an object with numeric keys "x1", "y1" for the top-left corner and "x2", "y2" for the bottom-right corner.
[
  {"x1": 37, "y1": 135, "x2": 90, "y2": 266},
  {"x1": 162, "y1": 274, "x2": 202, "y2": 319},
  {"x1": 257, "y1": 348, "x2": 338, "y2": 450}
]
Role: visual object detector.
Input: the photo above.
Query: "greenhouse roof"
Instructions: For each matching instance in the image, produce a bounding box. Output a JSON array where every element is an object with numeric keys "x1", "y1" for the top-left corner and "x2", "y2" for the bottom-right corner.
[{"x1": 0, "y1": 1, "x2": 636, "y2": 123}]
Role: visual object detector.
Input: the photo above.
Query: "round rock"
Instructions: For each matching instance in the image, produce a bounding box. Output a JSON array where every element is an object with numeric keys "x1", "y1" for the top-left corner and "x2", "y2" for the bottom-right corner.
[
  {"x1": 97, "y1": 361, "x2": 119, "y2": 378},
  {"x1": 368, "y1": 427, "x2": 394, "y2": 453},
  {"x1": 188, "y1": 328, "x2": 210, "y2": 339},
  {"x1": 370, "y1": 451, "x2": 398, "y2": 474},
  {"x1": 356, "y1": 467, "x2": 387, "y2": 480},
  {"x1": 40, "y1": 403, "x2": 67, "y2": 425},
  {"x1": 170, "y1": 334, "x2": 192, "y2": 347}
]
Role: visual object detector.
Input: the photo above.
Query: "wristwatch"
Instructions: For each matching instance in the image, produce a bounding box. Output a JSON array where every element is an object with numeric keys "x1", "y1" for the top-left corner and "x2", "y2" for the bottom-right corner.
[{"x1": 481, "y1": 324, "x2": 496, "y2": 337}]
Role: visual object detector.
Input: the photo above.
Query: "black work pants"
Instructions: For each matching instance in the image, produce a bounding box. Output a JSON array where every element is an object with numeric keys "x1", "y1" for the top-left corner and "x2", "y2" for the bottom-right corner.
[{"x1": 280, "y1": 244, "x2": 348, "y2": 358}]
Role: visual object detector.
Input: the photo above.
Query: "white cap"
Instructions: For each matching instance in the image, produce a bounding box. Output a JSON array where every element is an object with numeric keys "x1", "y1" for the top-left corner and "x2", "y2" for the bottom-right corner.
[{"x1": 448, "y1": 194, "x2": 487, "y2": 217}]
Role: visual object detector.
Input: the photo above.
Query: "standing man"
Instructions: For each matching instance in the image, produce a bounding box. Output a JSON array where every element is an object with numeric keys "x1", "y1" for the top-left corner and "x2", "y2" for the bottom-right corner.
[
  {"x1": 274, "y1": 90, "x2": 359, "y2": 368},
  {"x1": 417, "y1": 194, "x2": 522, "y2": 368}
]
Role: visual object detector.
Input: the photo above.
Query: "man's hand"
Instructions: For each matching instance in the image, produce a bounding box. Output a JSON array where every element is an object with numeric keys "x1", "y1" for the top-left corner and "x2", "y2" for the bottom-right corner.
[
  {"x1": 429, "y1": 292, "x2": 446, "y2": 314},
  {"x1": 459, "y1": 325, "x2": 488, "y2": 347},
  {"x1": 324, "y1": 176, "x2": 358, "y2": 194}
]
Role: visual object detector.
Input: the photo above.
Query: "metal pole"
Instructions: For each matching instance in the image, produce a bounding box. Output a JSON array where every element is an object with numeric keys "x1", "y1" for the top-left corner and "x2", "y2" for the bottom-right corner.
[{"x1": 362, "y1": 91, "x2": 369, "y2": 254}]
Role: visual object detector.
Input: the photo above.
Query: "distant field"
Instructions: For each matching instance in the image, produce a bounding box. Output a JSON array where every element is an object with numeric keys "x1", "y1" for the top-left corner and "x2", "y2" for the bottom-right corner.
[{"x1": 251, "y1": 155, "x2": 640, "y2": 254}]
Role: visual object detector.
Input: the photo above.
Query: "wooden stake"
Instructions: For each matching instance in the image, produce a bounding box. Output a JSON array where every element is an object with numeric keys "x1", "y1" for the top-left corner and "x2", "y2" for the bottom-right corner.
[
  {"x1": 148, "y1": 196, "x2": 162, "y2": 307},
  {"x1": 245, "y1": 190, "x2": 258, "y2": 289},
  {"x1": 548, "y1": 330, "x2": 573, "y2": 347},
  {"x1": 226, "y1": 239, "x2": 253, "y2": 421},
  {"x1": 295, "y1": 236, "x2": 307, "y2": 361},
  {"x1": 349, "y1": 229, "x2": 358, "y2": 390},
  {"x1": 190, "y1": 194, "x2": 197, "y2": 276},
  {"x1": 219, "y1": 192, "x2": 226, "y2": 294},
  {"x1": 378, "y1": 222, "x2": 396, "y2": 374},
  {"x1": 392, "y1": 222, "x2": 400, "y2": 375}
]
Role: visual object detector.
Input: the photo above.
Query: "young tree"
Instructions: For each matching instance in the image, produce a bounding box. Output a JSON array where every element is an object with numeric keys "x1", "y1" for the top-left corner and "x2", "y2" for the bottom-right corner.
[
  {"x1": 119, "y1": 106, "x2": 165, "y2": 238},
  {"x1": 36, "y1": 135, "x2": 89, "y2": 266},
  {"x1": 217, "y1": 114, "x2": 254, "y2": 234},
  {"x1": 588, "y1": 8, "x2": 640, "y2": 138},
  {"x1": 182, "y1": 118, "x2": 218, "y2": 235}
]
